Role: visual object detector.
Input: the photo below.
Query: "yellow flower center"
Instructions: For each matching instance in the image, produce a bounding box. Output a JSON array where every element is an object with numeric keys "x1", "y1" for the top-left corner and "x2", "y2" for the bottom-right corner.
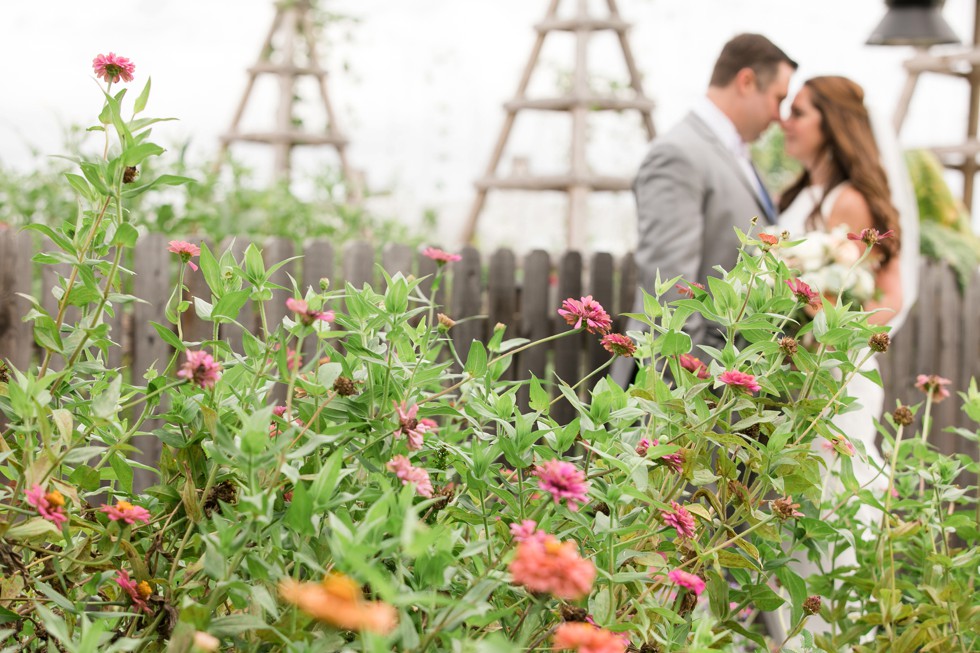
[
  {"x1": 45, "y1": 490, "x2": 65, "y2": 507},
  {"x1": 321, "y1": 573, "x2": 360, "y2": 602},
  {"x1": 116, "y1": 501, "x2": 134, "y2": 511},
  {"x1": 544, "y1": 538, "x2": 563, "y2": 555},
  {"x1": 137, "y1": 581, "x2": 152, "y2": 599}
]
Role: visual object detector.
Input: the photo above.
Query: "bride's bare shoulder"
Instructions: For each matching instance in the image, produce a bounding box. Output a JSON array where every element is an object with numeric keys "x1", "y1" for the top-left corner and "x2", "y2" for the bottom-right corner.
[{"x1": 827, "y1": 185, "x2": 872, "y2": 232}]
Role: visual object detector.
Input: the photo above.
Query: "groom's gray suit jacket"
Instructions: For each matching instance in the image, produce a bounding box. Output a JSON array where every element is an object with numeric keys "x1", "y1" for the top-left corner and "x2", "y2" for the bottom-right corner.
[{"x1": 612, "y1": 112, "x2": 775, "y2": 386}]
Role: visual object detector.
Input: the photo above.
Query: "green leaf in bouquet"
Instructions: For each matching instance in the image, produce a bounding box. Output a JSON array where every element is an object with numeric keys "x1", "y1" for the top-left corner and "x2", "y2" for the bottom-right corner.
[
  {"x1": 211, "y1": 289, "x2": 251, "y2": 323},
  {"x1": 121, "y1": 142, "x2": 165, "y2": 167},
  {"x1": 150, "y1": 321, "x2": 185, "y2": 352},
  {"x1": 109, "y1": 452, "x2": 134, "y2": 494},
  {"x1": 133, "y1": 77, "x2": 151, "y2": 114},
  {"x1": 528, "y1": 375, "x2": 549, "y2": 413},
  {"x1": 465, "y1": 340, "x2": 488, "y2": 377},
  {"x1": 660, "y1": 329, "x2": 692, "y2": 356},
  {"x1": 121, "y1": 173, "x2": 193, "y2": 199},
  {"x1": 92, "y1": 374, "x2": 122, "y2": 420}
]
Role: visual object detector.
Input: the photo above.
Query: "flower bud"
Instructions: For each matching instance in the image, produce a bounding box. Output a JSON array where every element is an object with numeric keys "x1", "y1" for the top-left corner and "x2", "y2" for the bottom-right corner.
[
  {"x1": 319, "y1": 278, "x2": 330, "y2": 291},
  {"x1": 193, "y1": 631, "x2": 221, "y2": 652},
  {"x1": 437, "y1": 313, "x2": 456, "y2": 330},
  {"x1": 869, "y1": 332, "x2": 890, "y2": 353}
]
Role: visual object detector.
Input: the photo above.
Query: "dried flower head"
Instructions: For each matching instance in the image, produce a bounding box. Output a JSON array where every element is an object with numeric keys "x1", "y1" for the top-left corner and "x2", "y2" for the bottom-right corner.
[
  {"x1": 635, "y1": 438, "x2": 651, "y2": 457},
  {"x1": 177, "y1": 350, "x2": 222, "y2": 389},
  {"x1": 437, "y1": 313, "x2": 456, "y2": 330},
  {"x1": 892, "y1": 405, "x2": 914, "y2": 426},
  {"x1": 123, "y1": 166, "x2": 139, "y2": 184},
  {"x1": 509, "y1": 536, "x2": 596, "y2": 600},
  {"x1": 333, "y1": 376, "x2": 358, "y2": 397},
  {"x1": 601, "y1": 333, "x2": 636, "y2": 357},
  {"x1": 848, "y1": 228, "x2": 894, "y2": 248},
  {"x1": 533, "y1": 460, "x2": 589, "y2": 512},
  {"x1": 770, "y1": 496, "x2": 803, "y2": 521},
  {"x1": 915, "y1": 374, "x2": 952, "y2": 403},
  {"x1": 803, "y1": 595, "x2": 822, "y2": 615},
  {"x1": 279, "y1": 573, "x2": 397, "y2": 634},
  {"x1": 778, "y1": 336, "x2": 798, "y2": 357},
  {"x1": 0, "y1": 361, "x2": 8, "y2": 384},
  {"x1": 869, "y1": 332, "x2": 890, "y2": 353},
  {"x1": 786, "y1": 278, "x2": 820, "y2": 309},
  {"x1": 559, "y1": 605, "x2": 589, "y2": 622},
  {"x1": 558, "y1": 295, "x2": 612, "y2": 334},
  {"x1": 93, "y1": 52, "x2": 135, "y2": 84}
]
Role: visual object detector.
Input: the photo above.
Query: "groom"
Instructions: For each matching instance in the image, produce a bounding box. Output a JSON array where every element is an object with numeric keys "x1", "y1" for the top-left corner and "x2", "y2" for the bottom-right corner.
[{"x1": 613, "y1": 34, "x2": 796, "y2": 387}]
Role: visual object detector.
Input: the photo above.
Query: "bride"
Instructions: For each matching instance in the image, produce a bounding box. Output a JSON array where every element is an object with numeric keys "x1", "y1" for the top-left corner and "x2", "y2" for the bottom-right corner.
[{"x1": 772, "y1": 75, "x2": 920, "y2": 640}]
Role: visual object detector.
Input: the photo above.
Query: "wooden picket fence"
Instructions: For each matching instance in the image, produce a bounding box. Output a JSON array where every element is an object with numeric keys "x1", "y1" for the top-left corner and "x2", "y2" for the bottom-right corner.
[{"x1": 1, "y1": 229, "x2": 978, "y2": 482}]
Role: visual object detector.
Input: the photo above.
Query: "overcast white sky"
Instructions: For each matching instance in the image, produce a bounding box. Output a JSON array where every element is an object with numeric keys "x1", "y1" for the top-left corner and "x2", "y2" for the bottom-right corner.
[{"x1": 0, "y1": 0, "x2": 975, "y2": 253}]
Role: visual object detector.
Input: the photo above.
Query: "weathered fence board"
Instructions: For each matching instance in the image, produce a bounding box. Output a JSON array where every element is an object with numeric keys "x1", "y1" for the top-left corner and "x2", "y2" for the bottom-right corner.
[
  {"x1": 0, "y1": 230, "x2": 32, "y2": 371},
  {"x1": 516, "y1": 250, "x2": 551, "y2": 411},
  {"x1": 553, "y1": 251, "x2": 584, "y2": 425}
]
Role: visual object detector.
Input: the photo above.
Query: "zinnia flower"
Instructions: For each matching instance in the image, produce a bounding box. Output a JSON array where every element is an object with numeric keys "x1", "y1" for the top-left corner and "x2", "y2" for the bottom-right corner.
[
  {"x1": 422, "y1": 247, "x2": 462, "y2": 264},
  {"x1": 386, "y1": 455, "x2": 434, "y2": 498},
  {"x1": 509, "y1": 519, "x2": 547, "y2": 543},
  {"x1": 758, "y1": 233, "x2": 779, "y2": 247},
  {"x1": 678, "y1": 353, "x2": 709, "y2": 380},
  {"x1": 652, "y1": 439, "x2": 684, "y2": 472},
  {"x1": 661, "y1": 501, "x2": 696, "y2": 539},
  {"x1": 115, "y1": 569, "x2": 152, "y2": 614},
  {"x1": 286, "y1": 297, "x2": 334, "y2": 326},
  {"x1": 667, "y1": 569, "x2": 705, "y2": 597},
  {"x1": 92, "y1": 52, "x2": 135, "y2": 84},
  {"x1": 718, "y1": 370, "x2": 761, "y2": 394},
  {"x1": 167, "y1": 240, "x2": 201, "y2": 271},
  {"x1": 509, "y1": 536, "x2": 595, "y2": 600},
  {"x1": 101, "y1": 500, "x2": 151, "y2": 525},
  {"x1": 558, "y1": 296, "x2": 612, "y2": 334},
  {"x1": 177, "y1": 350, "x2": 222, "y2": 388},
  {"x1": 770, "y1": 496, "x2": 804, "y2": 521},
  {"x1": 279, "y1": 573, "x2": 398, "y2": 634},
  {"x1": 786, "y1": 278, "x2": 820, "y2": 309},
  {"x1": 394, "y1": 401, "x2": 436, "y2": 450},
  {"x1": 25, "y1": 485, "x2": 68, "y2": 527},
  {"x1": 675, "y1": 281, "x2": 705, "y2": 298},
  {"x1": 533, "y1": 460, "x2": 589, "y2": 512},
  {"x1": 601, "y1": 333, "x2": 635, "y2": 357},
  {"x1": 915, "y1": 374, "x2": 952, "y2": 403},
  {"x1": 847, "y1": 228, "x2": 894, "y2": 247},
  {"x1": 635, "y1": 438, "x2": 651, "y2": 456},
  {"x1": 553, "y1": 621, "x2": 627, "y2": 653}
]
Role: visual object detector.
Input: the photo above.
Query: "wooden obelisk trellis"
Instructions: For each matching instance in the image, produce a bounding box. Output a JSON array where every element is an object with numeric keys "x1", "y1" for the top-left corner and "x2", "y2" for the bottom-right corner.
[
  {"x1": 893, "y1": 0, "x2": 980, "y2": 211},
  {"x1": 462, "y1": 0, "x2": 656, "y2": 249},
  {"x1": 216, "y1": 0, "x2": 356, "y2": 192}
]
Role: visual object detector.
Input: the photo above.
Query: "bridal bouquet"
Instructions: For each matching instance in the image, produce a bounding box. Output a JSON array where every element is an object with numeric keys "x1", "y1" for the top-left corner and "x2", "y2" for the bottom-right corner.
[{"x1": 765, "y1": 224, "x2": 876, "y2": 305}]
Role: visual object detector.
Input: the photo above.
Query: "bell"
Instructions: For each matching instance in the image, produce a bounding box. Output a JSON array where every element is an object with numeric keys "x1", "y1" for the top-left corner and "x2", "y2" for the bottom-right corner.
[{"x1": 866, "y1": 0, "x2": 961, "y2": 46}]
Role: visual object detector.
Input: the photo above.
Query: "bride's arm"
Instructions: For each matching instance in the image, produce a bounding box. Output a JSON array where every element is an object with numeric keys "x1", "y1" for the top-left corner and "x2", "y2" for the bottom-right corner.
[{"x1": 828, "y1": 187, "x2": 904, "y2": 326}]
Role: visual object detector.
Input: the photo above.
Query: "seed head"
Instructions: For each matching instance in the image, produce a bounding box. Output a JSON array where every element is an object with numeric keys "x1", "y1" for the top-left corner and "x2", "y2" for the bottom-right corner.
[
  {"x1": 803, "y1": 595, "x2": 822, "y2": 615},
  {"x1": 892, "y1": 405, "x2": 914, "y2": 426},
  {"x1": 333, "y1": 376, "x2": 358, "y2": 397},
  {"x1": 779, "y1": 336, "x2": 798, "y2": 357},
  {"x1": 869, "y1": 332, "x2": 890, "y2": 353}
]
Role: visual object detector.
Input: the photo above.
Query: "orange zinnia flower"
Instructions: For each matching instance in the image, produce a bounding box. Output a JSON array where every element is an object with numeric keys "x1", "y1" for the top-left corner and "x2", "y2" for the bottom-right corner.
[{"x1": 279, "y1": 573, "x2": 397, "y2": 634}]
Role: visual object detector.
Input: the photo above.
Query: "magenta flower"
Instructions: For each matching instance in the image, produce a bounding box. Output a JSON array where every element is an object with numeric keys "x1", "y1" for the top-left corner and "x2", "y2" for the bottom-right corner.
[
  {"x1": 601, "y1": 333, "x2": 635, "y2": 357},
  {"x1": 167, "y1": 240, "x2": 201, "y2": 271},
  {"x1": 394, "y1": 401, "x2": 436, "y2": 450},
  {"x1": 661, "y1": 501, "x2": 696, "y2": 539},
  {"x1": 635, "y1": 438, "x2": 651, "y2": 456},
  {"x1": 509, "y1": 519, "x2": 547, "y2": 543},
  {"x1": 667, "y1": 569, "x2": 705, "y2": 597},
  {"x1": 718, "y1": 370, "x2": 761, "y2": 394},
  {"x1": 652, "y1": 439, "x2": 683, "y2": 472},
  {"x1": 286, "y1": 297, "x2": 335, "y2": 326},
  {"x1": 101, "y1": 500, "x2": 151, "y2": 525},
  {"x1": 786, "y1": 278, "x2": 820, "y2": 309},
  {"x1": 679, "y1": 354, "x2": 710, "y2": 380},
  {"x1": 558, "y1": 295, "x2": 612, "y2": 335},
  {"x1": 915, "y1": 374, "x2": 952, "y2": 403},
  {"x1": 25, "y1": 485, "x2": 68, "y2": 527},
  {"x1": 848, "y1": 228, "x2": 894, "y2": 247},
  {"x1": 177, "y1": 350, "x2": 222, "y2": 389},
  {"x1": 115, "y1": 570, "x2": 152, "y2": 614},
  {"x1": 386, "y1": 455, "x2": 434, "y2": 498},
  {"x1": 533, "y1": 460, "x2": 589, "y2": 512},
  {"x1": 675, "y1": 281, "x2": 706, "y2": 298},
  {"x1": 422, "y1": 247, "x2": 462, "y2": 264},
  {"x1": 93, "y1": 52, "x2": 135, "y2": 84}
]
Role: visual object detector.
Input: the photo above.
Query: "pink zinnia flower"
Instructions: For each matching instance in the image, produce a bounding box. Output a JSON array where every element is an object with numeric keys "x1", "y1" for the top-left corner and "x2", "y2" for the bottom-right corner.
[
  {"x1": 533, "y1": 460, "x2": 589, "y2": 512},
  {"x1": 422, "y1": 247, "x2": 462, "y2": 264},
  {"x1": 679, "y1": 354, "x2": 710, "y2": 380},
  {"x1": 553, "y1": 621, "x2": 627, "y2": 653},
  {"x1": 386, "y1": 455, "x2": 434, "y2": 498},
  {"x1": 92, "y1": 52, "x2": 136, "y2": 84},
  {"x1": 601, "y1": 333, "x2": 635, "y2": 357},
  {"x1": 394, "y1": 401, "x2": 436, "y2": 450},
  {"x1": 509, "y1": 536, "x2": 595, "y2": 600},
  {"x1": 558, "y1": 295, "x2": 612, "y2": 334},
  {"x1": 652, "y1": 439, "x2": 683, "y2": 473},
  {"x1": 667, "y1": 569, "x2": 705, "y2": 597},
  {"x1": 100, "y1": 500, "x2": 151, "y2": 525},
  {"x1": 115, "y1": 569, "x2": 152, "y2": 614},
  {"x1": 177, "y1": 350, "x2": 222, "y2": 388},
  {"x1": 286, "y1": 297, "x2": 335, "y2": 326},
  {"x1": 786, "y1": 278, "x2": 820, "y2": 309},
  {"x1": 675, "y1": 281, "x2": 706, "y2": 298},
  {"x1": 847, "y1": 228, "x2": 894, "y2": 247},
  {"x1": 718, "y1": 370, "x2": 761, "y2": 394},
  {"x1": 509, "y1": 519, "x2": 547, "y2": 543},
  {"x1": 661, "y1": 501, "x2": 696, "y2": 539},
  {"x1": 635, "y1": 438, "x2": 651, "y2": 457},
  {"x1": 167, "y1": 240, "x2": 201, "y2": 271},
  {"x1": 25, "y1": 485, "x2": 68, "y2": 527},
  {"x1": 915, "y1": 374, "x2": 952, "y2": 403}
]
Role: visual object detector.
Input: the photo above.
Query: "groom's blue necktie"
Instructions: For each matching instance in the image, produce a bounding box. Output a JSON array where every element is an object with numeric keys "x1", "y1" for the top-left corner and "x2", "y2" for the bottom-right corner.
[{"x1": 750, "y1": 163, "x2": 778, "y2": 224}]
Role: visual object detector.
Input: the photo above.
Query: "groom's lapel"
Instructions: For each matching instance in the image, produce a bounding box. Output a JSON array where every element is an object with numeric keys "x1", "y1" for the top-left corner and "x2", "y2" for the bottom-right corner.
[{"x1": 687, "y1": 114, "x2": 776, "y2": 222}]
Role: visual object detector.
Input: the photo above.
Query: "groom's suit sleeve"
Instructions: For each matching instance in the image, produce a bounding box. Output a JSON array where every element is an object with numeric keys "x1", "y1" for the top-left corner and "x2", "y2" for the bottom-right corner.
[{"x1": 633, "y1": 141, "x2": 708, "y2": 345}]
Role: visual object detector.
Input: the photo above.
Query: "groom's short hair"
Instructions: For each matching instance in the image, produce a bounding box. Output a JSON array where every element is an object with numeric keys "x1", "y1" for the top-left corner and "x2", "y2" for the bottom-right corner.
[{"x1": 709, "y1": 34, "x2": 797, "y2": 89}]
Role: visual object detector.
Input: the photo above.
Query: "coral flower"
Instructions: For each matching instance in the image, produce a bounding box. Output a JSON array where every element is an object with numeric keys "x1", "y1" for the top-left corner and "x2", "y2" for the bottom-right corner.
[
  {"x1": 533, "y1": 460, "x2": 589, "y2": 512},
  {"x1": 718, "y1": 370, "x2": 761, "y2": 394},
  {"x1": 286, "y1": 297, "x2": 334, "y2": 326},
  {"x1": 167, "y1": 240, "x2": 201, "y2": 271},
  {"x1": 394, "y1": 401, "x2": 436, "y2": 450},
  {"x1": 601, "y1": 333, "x2": 635, "y2": 357},
  {"x1": 279, "y1": 573, "x2": 397, "y2": 634},
  {"x1": 553, "y1": 621, "x2": 628, "y2": 653},
  {"x1": 177, "y1": 350, "x2": 222, "y2": 388},
  {"x1": 786, "y1": 278, "x2": 820, "y2": 309},
  {"x1": 93, "y1": 52, "x2": 136, "y2": 84},
  {"x1": 758, "y1": 233, "x2": 779, "y2": 247},
  {"x1": 386, "y1": 455, "x2": 434, "y2": 498},
  {"x1": 678, "y1": 353, "x2": 710, "y2": 380},
  {"x1": 101, "y1": 500, "x2": 151, "y2": 525},
  {"x1": 115, "y1": 569, "x2": 153, "y2": 614},
  {"x1": 667, "y1": 569, "x2": 705, "y2": 597},
  {"x1": 509, "y1": 519, "x2": 547, "y2": 543},
  {"x1": 422, "y1": 247, "x2": 462, "y2": 264},
  {"x1": 915, "y1": 374, "x2": 952, "y2": 403},
  {"x1": 25, "y1": 485, "x2": 68, "y2": 527},
  {"x1": 510, "y1": 536, "x2": 596, "y2": 600},
  {"x1": 558, "y1": 296, "x2": 612, "y2": 334},
  {"x1": 661, "y1": 501, "x2": 696, "y2": 539}
]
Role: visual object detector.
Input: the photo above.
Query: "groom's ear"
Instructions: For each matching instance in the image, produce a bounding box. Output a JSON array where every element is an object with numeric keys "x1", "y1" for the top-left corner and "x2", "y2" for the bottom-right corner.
[{"x1": 734, "y1": 67, "x2": 758, "y2": 95}]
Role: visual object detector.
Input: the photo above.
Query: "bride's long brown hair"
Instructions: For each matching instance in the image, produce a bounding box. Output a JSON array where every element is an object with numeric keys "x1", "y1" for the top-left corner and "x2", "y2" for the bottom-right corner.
[{"x1": 778, "y1": 76, "x2": 901, "y2": 263}]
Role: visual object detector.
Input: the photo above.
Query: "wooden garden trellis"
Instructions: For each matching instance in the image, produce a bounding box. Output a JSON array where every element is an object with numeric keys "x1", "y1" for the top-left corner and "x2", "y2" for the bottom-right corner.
[
  {"x1": 462, "y1": 0, "x2": 656, "y2": 250},
  {"x1": 214, "y1": 0, "x2": 356, "y2": 194}
]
